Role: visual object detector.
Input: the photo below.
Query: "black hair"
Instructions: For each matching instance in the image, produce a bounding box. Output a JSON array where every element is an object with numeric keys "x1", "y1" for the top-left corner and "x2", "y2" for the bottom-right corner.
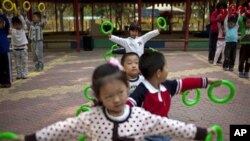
[
  {"x1": 33, "y1": 12, "x2": 41, "y2": 19},
  {"x1": 228, "y1": 15, "x2": 238, "y2": 23},
  {"x1": 121, "y1": 52, "x2": 139, "y2": 66},
  {"x1": 92, "y1": 63, "x2": 128, "y2": 101},
  {"x1": 139, "y1": 51, "x2": 166, "y2": 80},
  {"x1": 242, "y1": 0, "x2": 250, "y2": 8},
  {"x1": 129, "y1": 23, "x2": 141, "y2": 32},
  {"x1": 216, "y1": 0, "x2": 227, "y2": 10},
  {"x1": 11, "y1": 16, "x2": 22, "y2": 25}
]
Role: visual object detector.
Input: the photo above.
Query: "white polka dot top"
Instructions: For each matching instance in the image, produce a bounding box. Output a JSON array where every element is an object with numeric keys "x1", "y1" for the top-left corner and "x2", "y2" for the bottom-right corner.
[{"x1": 25, "y1": 105, "x2": 208, "y2": 141}]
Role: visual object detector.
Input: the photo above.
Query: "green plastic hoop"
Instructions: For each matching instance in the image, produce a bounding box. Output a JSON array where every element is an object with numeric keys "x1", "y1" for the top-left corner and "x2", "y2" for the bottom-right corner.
[
  {"x1": 205, "y1": 125, "x2": 223, "y2": 141},
  {"x1": 182, "y1": 89, "x2": 201, "y2": 107},
  {"x1": 157, "y1": 17, "x2": 167, "y2": 30},
  {"x1": 101, "y1": 21, "x2": 114, "y2": 35},
  {"x1": 83, "y1": 85, "x2": 94, "y2": 101},
  {"x1": 75, "y1": 105, "x2": 91, "y2": 116},
  {"x1": 207, "y1": 80, "x2": 235, "y2": 104},
  {"x1": 0, "y1": 132, "x2": 18, "y2": 140},
  {"x1": 78, "y1": 135, "x2": 87, "y2": 141},
  {"x1": 103, "y1": 44, "x2": 119, "y2": 61}
]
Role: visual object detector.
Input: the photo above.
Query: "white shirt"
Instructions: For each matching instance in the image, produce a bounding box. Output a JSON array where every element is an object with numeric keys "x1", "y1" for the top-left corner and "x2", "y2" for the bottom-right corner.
[
  {"x1": 110, "y1": 29, "x2": 160, "y2": 56},
  {"x1": 128, "y1": 75, "x2": 144, "y2": 95}
]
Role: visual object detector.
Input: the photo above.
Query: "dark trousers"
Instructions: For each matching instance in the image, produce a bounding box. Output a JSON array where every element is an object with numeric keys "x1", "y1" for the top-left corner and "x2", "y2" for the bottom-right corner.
[
  {"x1": 208, "y1": 31, "x2": 218, "y2": 61},
  {"x1": 223, "y1": 42, "x2": 237, "y2": 69},
  {"x1": 238, "y1": 44, "x2": 250, "y2": 73},
  {"x1": 0, "y1": 53, "x2": 12, "y2": 85}
]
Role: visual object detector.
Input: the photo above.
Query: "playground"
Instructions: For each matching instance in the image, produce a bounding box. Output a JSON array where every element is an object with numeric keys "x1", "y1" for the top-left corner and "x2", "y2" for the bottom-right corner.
[{"x1": 0, "y1": 0, "x2": 250, "y2": 141}]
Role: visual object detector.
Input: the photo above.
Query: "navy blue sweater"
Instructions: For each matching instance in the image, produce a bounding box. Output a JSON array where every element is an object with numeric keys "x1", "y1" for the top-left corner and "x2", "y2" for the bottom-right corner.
[{"x1": 0, "y1": 14, "x2": 10, "y2": 54}]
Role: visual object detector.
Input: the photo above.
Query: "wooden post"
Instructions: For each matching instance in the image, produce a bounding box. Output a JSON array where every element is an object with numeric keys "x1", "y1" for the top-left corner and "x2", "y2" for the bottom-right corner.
[
  {"x1": 184, "y1": 0, "x2": 191, "y2": 51},
  {"x1": 73, "y1": 0, "x2": 80, "y2": 52},
  {"x1": 151, "y1": 3, "x2": 155, "y2": 30},
  {"x1": 138, "y1": 0, "x2": 142, "y2": 25}
]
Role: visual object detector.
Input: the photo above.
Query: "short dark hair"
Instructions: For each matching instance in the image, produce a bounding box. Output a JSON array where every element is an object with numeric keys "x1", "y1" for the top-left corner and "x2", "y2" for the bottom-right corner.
[
  {"x1": 121, "y1": 52, "x2": 139, "y2": 66},
  {"x1": 216, "y1": 0, "x2": 227, "y2": 9},
  {"x1": 129, "y1": 23, "x2": 141, "y2": 32},
  {"x1": 92, "y1": 63, "x2": 128, "y2": 101},
  {"x1": 139, "y1": 51, "x2": 166, "y2": 79},
  {"x1": 33, "y1": 12, "x2": 41, "y2": 19},
  {"x1": 11, "y1": 16, "x2": 22, "y2": 25},
  {"x1": 228, "y1": 15, "x2": 238, "y2": 23}
]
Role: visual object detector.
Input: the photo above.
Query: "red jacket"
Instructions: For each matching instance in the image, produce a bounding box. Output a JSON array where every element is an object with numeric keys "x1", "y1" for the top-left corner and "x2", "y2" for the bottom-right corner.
[{"x1": 210, "y1": 10, "x2": 227, "y2": 33}]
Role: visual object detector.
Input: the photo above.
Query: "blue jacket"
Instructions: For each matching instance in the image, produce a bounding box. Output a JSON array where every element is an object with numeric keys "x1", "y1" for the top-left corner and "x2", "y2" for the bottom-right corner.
[{"x1": 0, "y1": 14, "x2": 10, "y2": 54}]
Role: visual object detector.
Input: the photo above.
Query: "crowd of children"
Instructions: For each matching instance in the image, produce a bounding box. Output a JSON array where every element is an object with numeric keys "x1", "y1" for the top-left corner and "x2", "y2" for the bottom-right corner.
[
  {"x1": 0, "y1": 8, "x2": 46, "y2": 88},
  {"x1": 209, "y1": 0, "x2": 250, "y2": 78}
]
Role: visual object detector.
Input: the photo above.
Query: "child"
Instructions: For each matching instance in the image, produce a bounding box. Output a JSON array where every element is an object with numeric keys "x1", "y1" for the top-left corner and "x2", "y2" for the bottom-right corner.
[
  {"x1": 126, "y1": 51, "x2": 221, "y2": 141},
  {"x1": 121, "y1": 52, "x2": 144, "y2": 95},
  {"x1": 25, "y1": 12, "x2": 46, "y2": 71},
  {"x1": 14, "y1": 63, "x2": 216, "y2": 141},
  {"x1": 238, "y1": 14, "x2": 250, "y2": 78},
  {"x1": 109, "y1": 23, "x2": 160, "y2": 56},
  {"x1": 11, "y1": 15, "x2": 29, "y2": 79},
  {"x1": 213, "y1": 21, "x2": 225, "y2": 65},
  {"x1": 223, "y1": 15, "x2": 239, "y2": 71},
  {"x1": 208, "y1": 0, "x2": 227, "y2": 64},
  {"x1": 0, "y1": 9, "x2": 11, "y2": 88}
]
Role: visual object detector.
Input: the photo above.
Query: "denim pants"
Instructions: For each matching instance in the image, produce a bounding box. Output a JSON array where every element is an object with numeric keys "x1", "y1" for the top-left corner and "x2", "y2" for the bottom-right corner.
[{"x1": 145, "y1": 135, "x2": 172, "y2": 141}]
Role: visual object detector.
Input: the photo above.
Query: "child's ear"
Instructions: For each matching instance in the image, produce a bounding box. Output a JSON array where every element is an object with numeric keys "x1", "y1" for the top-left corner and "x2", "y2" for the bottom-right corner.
[{"x1": 156, "y1": 69, "x2": 162, "y2": 78}]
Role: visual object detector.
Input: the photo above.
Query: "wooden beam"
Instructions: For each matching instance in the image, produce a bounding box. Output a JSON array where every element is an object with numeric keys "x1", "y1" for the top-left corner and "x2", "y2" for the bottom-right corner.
[{"x1": 184, "y1": 0, "x2": 191, "y2": 51}]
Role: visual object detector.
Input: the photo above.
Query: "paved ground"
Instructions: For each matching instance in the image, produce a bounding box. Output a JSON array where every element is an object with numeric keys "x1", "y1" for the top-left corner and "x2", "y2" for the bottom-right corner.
[{"x1": 0, "y1": 49, "x2": 249, "y2": 141}]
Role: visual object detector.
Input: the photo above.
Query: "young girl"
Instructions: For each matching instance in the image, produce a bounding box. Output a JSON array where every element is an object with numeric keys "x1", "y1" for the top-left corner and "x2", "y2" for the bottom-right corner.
[
  {"x1": 15, "y1": 63, "x2": 215, "y2": 141},
  {"x1": 121, "y1": 52, "x2": 144, "y2": 95},
  {"x1": 213, "y1": 21, "x2": 225, "y2": 65},
  {"x1": 109, "y1": 23, "x2": 160, "y2": 56}
]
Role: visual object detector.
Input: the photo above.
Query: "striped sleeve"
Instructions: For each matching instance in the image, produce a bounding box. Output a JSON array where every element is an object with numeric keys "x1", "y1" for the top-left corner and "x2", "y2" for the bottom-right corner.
[{"x1": 126, "y1": 83, "x2": 147, "y2": 107}]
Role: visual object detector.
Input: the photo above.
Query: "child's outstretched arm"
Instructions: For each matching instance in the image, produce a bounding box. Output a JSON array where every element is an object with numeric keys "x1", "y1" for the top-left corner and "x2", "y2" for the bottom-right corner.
[
  {"x1": 142, "y1": 108, "x2": 212, "y2": 140},
  {"x1": 140, "y1": 29, "x2": 160, "y2": 43},
  {"x1": 13, "y1": 115, "x2": 90, "y2": 141},
  {"x1": 109, "y1": 34, "x2": 128, "y2": 49}
]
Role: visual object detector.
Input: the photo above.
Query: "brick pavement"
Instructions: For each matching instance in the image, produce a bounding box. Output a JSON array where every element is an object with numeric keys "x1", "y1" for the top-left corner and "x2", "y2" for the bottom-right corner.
[{"x1": 0, "y1": 49, "x2": 249, "y2": 141}]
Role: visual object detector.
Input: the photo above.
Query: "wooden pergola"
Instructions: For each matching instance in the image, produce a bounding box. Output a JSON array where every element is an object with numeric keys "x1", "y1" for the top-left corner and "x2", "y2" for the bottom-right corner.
[{"x1": 8, "y1": 0, "x2": 246, "y2": 51}]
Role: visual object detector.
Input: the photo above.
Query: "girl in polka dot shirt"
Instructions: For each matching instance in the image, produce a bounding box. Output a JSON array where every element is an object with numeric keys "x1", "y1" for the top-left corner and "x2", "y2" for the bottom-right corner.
[{"x1": 16, "y1": 63, "x2": 216, "y2": 141}]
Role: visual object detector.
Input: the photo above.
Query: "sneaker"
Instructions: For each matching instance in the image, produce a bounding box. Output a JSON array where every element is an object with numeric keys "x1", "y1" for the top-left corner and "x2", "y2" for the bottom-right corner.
[
  {"x1": 223, "y1": 67, "x2": 229, "y2": 71},
  {"x1": 239, "y1": 72, "x2": 245, "y2": 78},
  {"x1": 0, "y1": 83, "x2": 11, "y2": 88},
  {"x1": 16, "y1": 77, "x2": 21, "y2": 80},
  {"x1": 229, "y1": 68, "x2": 234, "y2": 71},
  {"x1": 209, "y1": 60, "x2": 213, "y2": 64},
  {"x1": 22, "y1": 76, "x2": 28, "y2": 79},
  {"x1": 245, "y1": 73, "x2": 249, "y2": 78},
  {"x1": 213, "y1": 63, "x2": 217, "y2": 66},
  {"x1": 217, "y1": 61, "x2": 222, "y2": 64}
]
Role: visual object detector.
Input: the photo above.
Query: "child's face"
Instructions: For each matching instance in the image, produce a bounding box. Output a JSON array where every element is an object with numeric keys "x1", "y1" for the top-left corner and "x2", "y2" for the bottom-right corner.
[
  {"x1": 99, "y1": 80, "x2": 128, "y2": 116},
  {"x1": 157, "y1": 63, "x2": 169, "y2": 83},
  {"x1": 228, "y1": 21, "x2": 236, "y2": 29},
  {"x1": 123, "y1": 55, "x2": 140, "y2": 78},
  {"x1": 129, "y1": 30, "x2": 139, "y2": 38},
  {"x1": 32, "y1": 15, "x2": 40, "y2": 23},
  {"x1": 246, "y1": 19, "x2": 250, "y2": 28},
  {"x1": 12, "y1": 23, "x2": 22, "y2": 30}
]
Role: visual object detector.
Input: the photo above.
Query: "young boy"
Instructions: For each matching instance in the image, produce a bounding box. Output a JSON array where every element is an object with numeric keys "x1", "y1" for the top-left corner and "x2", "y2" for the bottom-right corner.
[
  {"x1": 109, "y1": 23, "x2": 160, "y2": 56},
  {"x1": 126, "y1": 51, "x2": 221, "y2": 141},
  {"x1": 238, "y1": 14, "x2": 250, "y2": 78},
  {"x1": 0, "y1": 9, "x2": 11, "y2": 88},
  {"x1": 11, "y1": 15, "x2": 29, "y2": 79},
  {"x1": 121, "y1": 52, "x2": 144, "y2": 95},
  {"x1": 25, "y1": 12, "x2": 46, "y2": 71},
  {"x1": 223, "y1": 15, "x2": 239, "y2": 71}
]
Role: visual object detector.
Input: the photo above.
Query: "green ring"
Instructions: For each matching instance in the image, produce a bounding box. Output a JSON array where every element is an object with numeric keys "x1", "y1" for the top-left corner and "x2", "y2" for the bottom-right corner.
[
  {"x1": 205, "y1": 125, "x2": 223, "y2": 141},
  {"x1": 75, "y1": 105, "x2": 91, "y2": 116},
  {"x1": 78, "y1": 135, "x2": 87, "y2": 141},
  {"x1": 157, "y1": 17, "x2": 167, "y2": 30},
  {"x1": 182, "y1": 89, "x2": 201, "y2": 107},
  {"x1": 0, "y1": 132, "x2": 18, "y2": 140},
  {"x1": 207, "y1": 80, "x2": 235, "y2": 104},
  {"x1": 103, "y1": 44, "x2": 118, "y2": 61},
  {"x1": 83, "y1": 85, "x2": 94, "y2": 101},
  {"x1": 101, "y1": 21, "x2": 114, "y2": 35}
]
